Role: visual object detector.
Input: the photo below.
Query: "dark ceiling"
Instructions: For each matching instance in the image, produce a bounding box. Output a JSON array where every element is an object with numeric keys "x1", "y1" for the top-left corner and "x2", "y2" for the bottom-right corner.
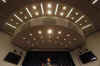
[
  {"x1": 12, "y1": 25, "x2": 84, "y2": 50},
  {"x1": 0, "y1": 0, "x2": 99, "y2": 51},
  {"x1": 0, "y1": 0, "x2": 100, "y2": 32}
]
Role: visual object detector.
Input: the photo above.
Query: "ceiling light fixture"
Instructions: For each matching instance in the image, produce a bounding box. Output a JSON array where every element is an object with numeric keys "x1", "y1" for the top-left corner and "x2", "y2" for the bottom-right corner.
[
  {"x1": 71, "y1": 17, "x2": 75, "y2": 20},
  {"x1": 48, "y1": 3, "x2": 52, "y2": 8},
  {"x1": 79, "y1": 24, "x2": 82, "y2": 26},
  {"x1": 38, "y1": 30, "x2": 42, "y2": 34},
  {"x1": 66, "y1": 8, "x2": 73, "y2": 18},
  {"x1": 47, "y1": 10, "x2": 52, "y2": 15},
  {"x1": 24, "y1": 16, "x2": 28, "y2": 19},
  {"x1": 75, "y1": 12, "x2": 79, "y2": 16},
  {"x1": 14, "y1": 14, "x2": 23, "y2": 23},
  {"x1": 55, "y1": 3, "x2": 59, "y2": 15},
  {"x1": 62, "y1": 6, "x2": 67, "y2": 10},
  {"x1": 66, "y1": 34, "x2": 71, "y2": 37},
  {"x1": 60, "y1": 12, "x2": 64, "y2": 16},
  {"x1": 35, "y1": 12, "x2": 39, "y2": 16},
  {"x1": 29, "y1": 33, "x2": 32, "y2": 36},
  {"x1": 5, "y1": 23, "x2": 16, "y2": 29},
  {"x1": 32, "y1": 5, "x2": 37, "y2": 10},
  {"x1": 19, "y1": 11, "x2": 23, "y2": 14},
  {"x1": 40, "y1": 3, "x2": 44, "y2": 15},
  {"x1": 47, "y1": 29, "x2": 53, "y2": 34},
  {"x1": 58, "y1": 31, "x2": 62, "y2": 34},
  {"x1": 81, "y1": 24, "x2": 92, "y2": 30},
  {"x1": 26, "y1": 8, "x2": 32, "y2": 18}
]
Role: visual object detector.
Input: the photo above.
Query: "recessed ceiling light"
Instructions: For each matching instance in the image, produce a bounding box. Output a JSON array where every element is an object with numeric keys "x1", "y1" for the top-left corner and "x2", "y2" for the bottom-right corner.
[
  {"x1": 58, "y1": 31, "x2": 62, "y2": 34},
  {"x1": 75, "y1": 15, "x2": 85, "y2": 23},
  {"x1": 35, "y1": 12, "x2": 39, "y2": 16},
  {"x1": 32, "y1": 5, "x2": 37, "y2": 10},
  {"x1": 71, "y1": 17, "x2": 75, "y2": 20},
  {"x1": 19, "y1": 11, "x2": 23, "y2": 14},
  {"x1": 66, "y1": 34, "x2": 71, "y2": 37},
  {"x1": 64, "y1": 38, "x2": 66, "y2": 40},
  {"x1": 66, "y1": 8, "x2": 73, "y2": 18},
  {"x1": 47, "y1": 10, "x2": 52, "y2": 15},
  {"x1": 24, "y1": 16, "x2": 28, "y2": 19},
  {"x1": 29, "y1": 33, "x2": 32, "y2": 36},
  {"x1": 79, "y1": 24, "x2": 82, "y2": 26},
  {"x1": 75, "y1": 12, "x2": 79, "y2": 15},
  {"x1": 60, "y1": 12, "x2": 64, "y2": 16},
  {"x1": 47, "y1": 29, "x2": 53, "y2": 34},
  {"x1": 62, "y1": 6, "x2": 67, "y2": 10},
  {"x1": 38, "y1": 30, "x2": 42, "y2": 34},
  {"x1": 48, "y1": 3, "x2": 52, "y2": 8}
]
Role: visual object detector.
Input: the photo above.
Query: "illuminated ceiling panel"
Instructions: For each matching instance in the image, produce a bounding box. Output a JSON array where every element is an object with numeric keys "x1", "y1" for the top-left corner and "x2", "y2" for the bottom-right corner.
[
  {"x1": 0, "y1": 0, "x2": 99, "y2": 51},
  {"x1": 2, "y1": 1, "x2": 95, "y2": 36}
]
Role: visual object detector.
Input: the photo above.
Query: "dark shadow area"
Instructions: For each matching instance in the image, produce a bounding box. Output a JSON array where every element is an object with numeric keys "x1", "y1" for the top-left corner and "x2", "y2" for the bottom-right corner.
[
  {"x1": 4, "y1": 52, "x2": 21, "y2": 65},
  {"x1": 22, "y1": 51, "x2": 75, "y2": 66}
]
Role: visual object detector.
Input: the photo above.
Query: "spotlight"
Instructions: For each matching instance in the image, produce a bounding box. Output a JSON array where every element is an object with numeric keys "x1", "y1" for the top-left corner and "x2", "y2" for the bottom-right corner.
[
  {"x1": 19, "y1": 11, "x2": 23, "y2": 14},
  {"x1": 35, "y1": 12, "x2": 39, "y2": 16},
  {"x1": 29, "y1": 33, "x2": 32, "y2": 36},
  {"x1": 47, "y1": 10, "x2": 52, "y2": 15},
  {"x1": 47, "y1": 29, "x2": 53, "y2": 34},
  {"x1": 38, "y1": 30, "x2": 42, "y2": 34},
  {"x1": 32, "y1": 5, "x2": 37, "y2": 10},
  {"x1": 60, "y1": 12, "x2": 64, "y2": 16},
  {"x1": 75, "y1": 12, "x2": 79, "y2": 16},
  {"x1": 48, "y1": 3, "x2": 52, "y2": 8},
  {"x1": 58, "y1": 31, "x2": 62, "y2": 34},
  {"x1": 62, "y1": 6, "x2": 67, "y2": 10}
]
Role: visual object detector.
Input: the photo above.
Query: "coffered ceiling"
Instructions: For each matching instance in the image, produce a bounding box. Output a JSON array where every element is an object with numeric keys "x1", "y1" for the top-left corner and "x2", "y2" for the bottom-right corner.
[{"x1": 0, "y1": 0, "x2": 100, "y2": 51}]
